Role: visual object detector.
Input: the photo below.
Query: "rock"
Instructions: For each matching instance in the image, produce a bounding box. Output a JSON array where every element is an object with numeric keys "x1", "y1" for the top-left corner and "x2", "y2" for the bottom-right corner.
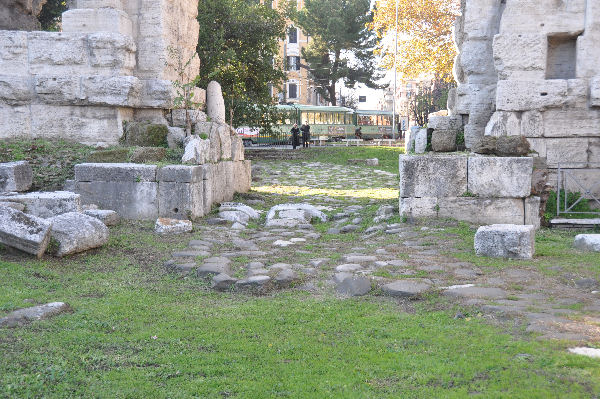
[
  {"x1": 266, "y1": 218, "x2": 302, "y2": 228},
  {"x1": 266, "y1": 204, "x2": 327, "y2": 223},
  {"x1": 335, "y1": 264, "x2": 362, "y2": 272},
  {"x1": 0, "y1": 161, "x2": 32, "y2": 192},
  {"x1": 399, "y1": 155, "x2": 467, "y2": 198},
  {"x1": 86, "y1": 148, "x2": 129, "y2": 163},
  {"x1": 333, "y1": 272, "x2": 353, "y2": 284},
  {"x1": 181, "y1": 135, "x2": 210, "y2": 164},
  {"x1": 273, "y1": 240, "x2": 294, "y2": 247},
  {"x1": 235, "y1": 275, "x2": 271, "y2": 290},
  {"x1": 365, "y1": 158, "x2": 379, "y2": 166},
  {"x1": 414, "y1": 128, "x2": 428, "y2": 153},
  {"x1": 206, "y1": 81, "x2": 226, "y2": 123},
  {"x1": 342, "y1": 255, "x2": 377, "y2": 263},
  {"x1": 219, "y1": 202, "x2": 259, "y2": 219},
  {"x1": 48, "y1": 212, "x2": 109, "y2": 257},
  {"x1": 129, "y1": 147, "x2": 167, "y2": 163},
  {"x1": 83, "y1": 209, "x2": 120, "y2": 226},
  {"x1": 568, "y1": 347, "x2": 600, "y2": 359},
  {"x1": 443, "y1": 286, "x2": 507, "y2": 300},
  {"x1": 211, "y1": 273, "x2": 237, "y2": 291},
  {"x1": 574, "y1": 234, "x2": 600, "y2": 252},
  {"x1": 376, "y1": 205, "x2": 395, "y2": 217},
  {"x1": 0, "y1": 191, "x2": 81, "y2": 218},
  {"x1": 327, "y1": 228, "x2": 340, "y2": 234},
  {"x1": 167, "y1": 126, "x2": 186, "y2": 149},
  {"x1": 231, "y1": 222, "x2": 246, "y2": 230},
  {"x1": 474, "y1": 224, "x2": 535, "y2": 259},
  {"x1": 340, "y1": 224, "x2": 359, "y2": 234},
  {"x1": 575, "y1": 278, "x2": 598, "y2": 290},
  {"x1": 269, "y1": 263, "x2": 291, "y2": 271},
  {"x1": 122, "y1": 122, "x2": 168, "y2": 147},
  {"x1": 496, "y1": 135, "x2": 531, "y2": 156},
  {"x1": 247, "y1": 261, "x2": 265, "y2": 269},
  {"x1": 205, "y1": 217, "x2": 228, "y2": 225},
  {"x1": 274, "y1": 269, "x2": 297, "y2": 286},
  {"x1": 219, "y1": 210, "x2": 250, "y2": 225},
  {"x1": 154, "y1": 218, "x2": 193, "y2": 235},
  {"x1": 0, "y1": 205, "x2": 52, "y2": 258},
  {"x1": 382, "y1": 279, "x2": 432, "y2": 298},
  {"x1": 0, "y1": 201, "x2": 25, "y2": 212},
  {"x1": 467, "y1": 157, "x2": 533, "y2": 198},
  {"x1": 0, "y1": 302, "x2": 70, "y2": 328},
  {"x1": 431, "y1": 130, "x2": 457, "y2": 152},
  {"x1": 197, "y1": 262, "x2": 231, "y2": 278},
  {"x1": 335, "y1": 276, "x2": 371, "y2": 296}
]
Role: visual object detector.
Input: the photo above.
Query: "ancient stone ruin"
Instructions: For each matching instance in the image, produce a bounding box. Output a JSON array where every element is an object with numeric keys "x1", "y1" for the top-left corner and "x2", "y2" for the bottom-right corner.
[{"x1": 0, "y1": 0, "x2": 202, "y2": 146}]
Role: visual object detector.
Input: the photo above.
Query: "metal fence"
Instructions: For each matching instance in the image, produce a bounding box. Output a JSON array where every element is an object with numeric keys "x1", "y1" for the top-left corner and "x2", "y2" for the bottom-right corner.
[{"x1": 556, "y1": 163, "x2": 600, "y2": 216}]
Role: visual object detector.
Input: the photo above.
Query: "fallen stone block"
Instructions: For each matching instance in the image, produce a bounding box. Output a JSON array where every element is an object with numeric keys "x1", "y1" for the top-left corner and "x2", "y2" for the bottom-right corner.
[
  {"x1": 83, "y1": 209, "x2": 120, "y2": 226},
  {"x1": 414, "y1": 128, "x2": 428, "y2": 153},
  {"x1": 574, "y1": 234, "x2": 600, "y2": 252},
  {"x1": 467, "y1": 156, "x2": 533, "y2": 198},
  {"x1": 399, "y1": 155, "x2": 468, "y2": 197},
  {"x1": 0, "y1": 161, "x2": 32, "y2": 192},
  {"x1": 335, "y1": 276, "x2": 371, "y2": 296},
  {"x1": 0, "y1": 302, "x2": 71, "y2": 328},
  {"x1": 474, "y1": 224, "x2": 535, "y2": 259},
  {"x1": 0, "y1": 191, "x2": 81, "y2": 218},
  {"x1": 381, "y1": 279, "x2": 432, "y2": 298},
  {"x1": 274, "y1": 269, "x2": 298, "y2": 287},
  {"x1": 48, "y1": 212, "x2": 109, "y2": 257},
  {"x1": 155, "y1": 218, "x2": 193, "y2": 235},
  {"x1": 0, "y1": 205, "x2": 52, "y2": 258},
  {"x1": 266, "y1": 203, "x2": 327, "y2": 223},
  {"x1": 219, "y1": 202, "x2": 260, "y2": 219}
]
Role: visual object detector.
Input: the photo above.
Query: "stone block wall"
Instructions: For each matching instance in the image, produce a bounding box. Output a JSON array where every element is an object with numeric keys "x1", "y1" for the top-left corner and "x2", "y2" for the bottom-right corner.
[
  {"x1": 399, "y1": 154, "x2": 540, "y2": 228},
  {"x1": 443, "y1": 0, "x2": 600, "y2": 196},
  {"x1": 0, "y1": 0, "x2": 204, "y2": 146}
]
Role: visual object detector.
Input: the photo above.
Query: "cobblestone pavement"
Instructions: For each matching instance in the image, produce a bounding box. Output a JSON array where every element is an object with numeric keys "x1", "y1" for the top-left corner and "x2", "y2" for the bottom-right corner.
[{"x1": 165, "y1": 159, "x2": 600, "y2": 343}]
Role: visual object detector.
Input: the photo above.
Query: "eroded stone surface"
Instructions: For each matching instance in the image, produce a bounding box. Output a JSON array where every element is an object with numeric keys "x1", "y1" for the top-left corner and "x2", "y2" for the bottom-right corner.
[
  {"x1": 0, "y1": 205, "x2": 51, "y2": 257},
  {"x1": 48, "y1": 212, "x2": 109, "y2": 256},
  {"x1": 0, "y1": 302, "x2": 70, "y2": 328}
]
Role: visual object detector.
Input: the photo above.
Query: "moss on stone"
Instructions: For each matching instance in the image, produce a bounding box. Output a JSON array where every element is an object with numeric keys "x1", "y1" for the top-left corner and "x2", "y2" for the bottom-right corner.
[
  {"x1": 86, "y1": 148, "x2": 130, "y2": 163},
  {"x1": 122, "y1": 122, "x2": 169, "y2": 147}
]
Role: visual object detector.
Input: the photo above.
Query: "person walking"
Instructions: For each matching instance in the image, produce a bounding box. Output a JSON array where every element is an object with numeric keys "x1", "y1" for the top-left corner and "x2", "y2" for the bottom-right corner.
[
  {"x1": 301, "y1": 123, "x2": 311, "y2": 148},
  {"x1": 291, "y1": 123, "x2": 300, "y2": 150}
]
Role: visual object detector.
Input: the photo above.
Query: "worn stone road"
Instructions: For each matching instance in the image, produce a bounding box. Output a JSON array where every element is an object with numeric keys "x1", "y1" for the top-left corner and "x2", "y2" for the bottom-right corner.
[{"x1": 165, "y1": 159, "x2": 600, "y2": 343}]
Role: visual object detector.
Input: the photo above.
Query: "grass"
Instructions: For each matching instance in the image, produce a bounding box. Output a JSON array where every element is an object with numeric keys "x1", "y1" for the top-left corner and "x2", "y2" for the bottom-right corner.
[
  {"x1": 303, "y1": 146, "x2": 404, "y2": 174},
  {"x1": 1, "y1": 224, "x2": 600, "y2": 397}
]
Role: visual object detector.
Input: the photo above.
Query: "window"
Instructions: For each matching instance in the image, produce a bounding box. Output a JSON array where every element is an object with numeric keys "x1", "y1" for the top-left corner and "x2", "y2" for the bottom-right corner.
[
  {"x1": 288, "y1": 27, "x2": 298, "y2": 44},
  {"x1": 288, "y1": 82, "x2": 298, "y2": 99},
  {"x1": 286, "y1": 56, "x2": 301, "y2": 71}
]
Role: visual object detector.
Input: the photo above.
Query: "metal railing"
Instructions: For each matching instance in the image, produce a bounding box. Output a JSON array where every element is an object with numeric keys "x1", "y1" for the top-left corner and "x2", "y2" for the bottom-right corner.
[{"x1": 556, "y1": 163, "x2": 600, "y2": 216}]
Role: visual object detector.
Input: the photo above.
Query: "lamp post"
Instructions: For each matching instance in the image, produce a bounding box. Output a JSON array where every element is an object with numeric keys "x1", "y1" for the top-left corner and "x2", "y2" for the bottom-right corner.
[{"x1": 391, "y1": 0, "x2": 398, "y2": 141}]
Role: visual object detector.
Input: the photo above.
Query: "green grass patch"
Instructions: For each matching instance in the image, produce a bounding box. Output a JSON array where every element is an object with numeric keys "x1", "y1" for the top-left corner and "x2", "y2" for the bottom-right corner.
[{"x1": 302, "y1": 146, "x2": 404, "y2": 174}]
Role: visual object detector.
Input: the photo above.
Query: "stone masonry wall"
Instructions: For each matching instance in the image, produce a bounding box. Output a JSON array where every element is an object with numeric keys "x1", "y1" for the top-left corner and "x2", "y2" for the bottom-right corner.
[
  {"x1": 447, "y1": 0, "x2": 600, "y2": 196},
  {"x1": 0, "y1": 0, "x2": 204, "y2": 146}
]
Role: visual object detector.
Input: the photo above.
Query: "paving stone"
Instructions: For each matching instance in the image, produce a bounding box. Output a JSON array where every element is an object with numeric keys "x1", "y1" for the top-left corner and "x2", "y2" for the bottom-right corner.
[
  {"x1": 335, "y1": 276, "x2": 371, "y2": 296},
  {"x1": 335, "y1": 264, "x2": 363, "y2": 272},
  {"x1": 155, "y1": 218, "x2": 193, "y2": 235},
  {"x1": 165, "y1": 262, "x2": 197, "y2": 274},
  {"x1": 273, "y1": 240, "x2": 294, "y2": 247},
  {"x1": 274, "y1": 269, "x2": 297, "y2": 286},
  {"x1": 387, "y1": 259, "x2": 408, "y2": 267},
  {"x1": 381, "y1": 279, "x2": 432, "y2": 298},
  {"x1": 269, "y1": 263, "x2": 292, "y2": 271},
  {"x1": 0, "y1": 302, "x2": 70, "y2": 328},
  {"x1": 327, "y1": 228, "x2": 340, "y2": 234},
  {"x1": 310, "y1": 258, "x2": 328, "y2": 267},
  {"x1": 340, "y1": 224, "x2": 360, "y2": 234},
  {"x1": 343, "y1": 255, "x2": 378, "y2": 263},
  {"x1": 575, "y1": 278, "x2": 598, "y2": 290},
  {"x1": 247, "y1": 268, "x2": 270, "y2": 277},
  {"x1": 172, "y1": 250, "x2": 210, "y2": 258},
  {"x1": 443, "y1": 286, "x2": 507, "y2": 299},
  {"x1": 211, "y1": 273, "x2": 237, "y2": 291},
  {"x1": 236, "y1": 275, "x2": 271, "y2": 289}
]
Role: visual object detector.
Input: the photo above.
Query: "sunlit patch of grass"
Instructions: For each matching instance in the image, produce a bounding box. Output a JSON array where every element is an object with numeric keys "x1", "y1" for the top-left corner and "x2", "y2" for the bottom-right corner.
[{"x1": 253, "y1": 184, "x2": 398, "y2": 200}]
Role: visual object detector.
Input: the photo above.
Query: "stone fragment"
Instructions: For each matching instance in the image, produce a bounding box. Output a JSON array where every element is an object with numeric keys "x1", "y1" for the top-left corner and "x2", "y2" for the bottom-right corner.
[
  {"x1": 167, "y1": 126, "x2": 186, "y2": 149},
  {"x1": 381, "y1": 279, "x2": 432, "y2": 298},
  {"x1": 206, "y1": 81, "x2": 226, "y2": 123},
  {"x1": 0, "y1": 191, "x2": 81, "y2": 218},
  {"x1": 0, "y1": 205, "x2": 51, "y2": 258},
  {"x1": 235, "y1": 275, "x2": 271, "y2": 290},
  {"x1": 399, "y1": 155, "x2": 467, "y2": 197},
  {"x1": 48, "y1": 212, "x2": 109, "y2": 257},
  {"x1": 474, "y1": 224, "x2": 535, "y2": 259},
  {"x1": 197, "y1": 262, "x2": 231, "y2": 278},
  {"x1": 274, "y1": 269, "x2": 297, "y2": 286},
  {"x1": 335, "y1": 276, "x2": 371, "y2": 296},
  {"x1": 129, "y1": 147, "x2": 166, "y2": 163},
  {"x1": 431, "y1": 130, "x2": 457, "y2": 152},
  {"x1": 568, "y1": 347, "x2": 600, "y2": 359},
  {"x1": 0, "y1": 302, "x2": 70, "y2": 328},
  {"x1": 219, "y1": 210, "x2": 250, "y2": 225},
  {"x1": 86, "y1": 148, "x2": 129, "y2": 163},
  {"x1": 83, "y1": 209, "x2": 120, "y2": 226},
  {"x1": 339, "y1": 224, "x2": 359, "y2": 234},
  {"x1": 211, "y1": 273, "x2": 237, "y2": 291},
  {"x1": 428, "y1": 115, "x2": 462, "y2": 130},
  {"x1": 181, "y1": 135, "x2": 210, "y2": 164},
  {"x1": 414, "y1": 128, "x2": 428, "y2": 153},
  {"x1": 342, "y1": 255, "x2": 377, "y2": 263},
  {"x1": 219, "y1": 202, "x2": 260, "y2": 219},
  {"x1": 0, "y1": 161, "x2": 32, "y2": 192},
  {"x1": 472, "y1": 136, "x2": 497, "y2": 155},
  {"x1": 335, "y1": 264, "x2": 362, "y2": 272},
  {"x1": 122, "y1": 122, "x2": 168, "y2": 147},
  {"x1": 574, "y1": 235, "x2": 600, "y2": 252},
  {"x1": 467, "y1": 157, "x2": 533, "y2": 198},
  {"x1": 154, "y1": 218, "x2": 192, "y2": 235},
  {"x1": 266, "y1": 203, "x2": 327, "y2": 223},
  {"x1": 442, "y1": 286, "x2": 507, "y2": 300},
  {"x1": 365, "y1": 158, "x2": 379, "y2": 166},
  {"x1": 496, "y1": 135, "x2": 531, "y2": 156},
  {"x1": 0, "y1": 201, "x2": 25, "y2": 212}
]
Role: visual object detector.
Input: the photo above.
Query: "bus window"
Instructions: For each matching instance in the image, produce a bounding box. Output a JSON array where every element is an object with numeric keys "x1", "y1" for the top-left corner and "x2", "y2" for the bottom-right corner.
[
  {"x1": 326, "y1": 112, "x2": 333, "y2": 124},
  {"x1": 301, "y1": 112, "x2": 309, "y2": 124},
  {"x1": 382, "y1": 115, "x2": 391, "y2": 126},
  {"x1": 315, "y1": 112, "x2": 322, "y2": 124}
]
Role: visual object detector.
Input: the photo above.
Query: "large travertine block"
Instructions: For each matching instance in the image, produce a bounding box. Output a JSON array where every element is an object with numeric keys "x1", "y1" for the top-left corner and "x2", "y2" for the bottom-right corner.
[
  {"x1": 0, "y1": 191, "x2": 81, "y2": 218},
  {"x1": 82, "y1": 75, "x2": 142, "y2": 106},
  {"x1": 139, "y1": 79, "x2": 175, "y2": 108},
  {"x1": 468, "y1": 157, "x2": 533, "y2": 198},
  {"x1": 233, "y1": 160, "x2": 251, "y2": 194},
  {"x1": 28, "y1": 32, "x2": 88, "y2": 74},
  {"x1": 0, "y1": 206, "x2": 51, "y2": 258},
  {"x1": 462, "y1": 0, "x2": 503, "y2": 40},
  {"x1": 428, "y1": 115, "x2": 462, "y2": 130},
  {"x1": 499, "y1": 0, "x2": 586, "y2": 35},
  {"x1": 524, "y1": 196, "x2": 541, "y2": 230},
  {"x1": 399, "y1": 197, "x2": 438, "y2": 219},
  {"x1": 48, "y1": 212, "x2": 109, "y2": 257},
  {"x1": 62, "y1": 8, "x2": 133, "y2": 36},
  {"x1": 496, "y1": 80, "x2": 569, "y2": 111},
  {"x1": 75, "y1": 163, "x2": 157, "y2": 182},
  {"x1": 34, "y1": 76, "x2": 81, "y2": 104},
  {"x1": 87, "y1": 32, "x2": 136, "y2": 74},
  {"x1": 158, "y1": 181, "x2": 204, "y2": 220},
  {"x1": 460, "y1": 39, "x2": 496, "y2": 78},
  {"x1": 542, "y1": 109, "x2": 600, "y2": 137},
  {"x1": 0, "y1": 105, "x2": 30, "y2": 139},
  {"x1": 157, "y1": 165, "x2": 204, "y2": 183},
  {"x1": 493, "y1": 34, "x2": 546, "y2": 80},
  {"x1": 0, "y1": 75, "x2": 32, "y2": 106},
  {"x1": 75, "y1": 0, "x2": 126, "y2": 9},
  {"x1": 545, "y1": 138, "x2": 589, "y2": 168},
  {"x1": 474, "y1": 224, "x2": 535, "y2": 260},
  {"x1": 0, "y1": 31, "x2": 28, "y2": 75},
  {"x1": 76, "y1": 181, "x2": 158, "y2": 220},
  {"x1": 591, "y1": 77, "x2": 600, "y2": 107},
  {"x1": 0, "y1": 161, "x2": 32, "y2": 192},
  {"x1": 520, "y1": 110, "x2": 543, "y2": 137},
  {"x1": 399, "y1": 155, "x2": 467, "y2": 198}
]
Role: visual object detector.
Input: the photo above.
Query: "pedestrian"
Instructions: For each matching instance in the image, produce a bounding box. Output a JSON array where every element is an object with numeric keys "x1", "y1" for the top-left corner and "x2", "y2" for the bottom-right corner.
[
  {"x1": 301, "y1": 123, "x2": 311, "y2": 148},
  {"x1": 291, "y1": 123, "x2": 300, "y2": 149},
  {"x1": 355, "y1": 126, "x2": 362, "y2": 139}
]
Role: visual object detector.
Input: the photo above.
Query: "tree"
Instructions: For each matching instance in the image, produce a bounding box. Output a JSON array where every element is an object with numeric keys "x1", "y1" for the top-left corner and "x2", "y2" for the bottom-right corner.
[
  {"x1": 409, "y1": 78, "x2": 455, "y2": 126},
  {"x1": 287, "y1": 0, "x2": 384, "y2": 106},
  {"x1": 197, "y1": 0, "x2": 286, "y2": 128},
  {"x1": 370, "y1": 0, "x2": 460, "y2": 80},
  {"x1": 38, "y1": 0, "x2": 68, "y2": 31}
]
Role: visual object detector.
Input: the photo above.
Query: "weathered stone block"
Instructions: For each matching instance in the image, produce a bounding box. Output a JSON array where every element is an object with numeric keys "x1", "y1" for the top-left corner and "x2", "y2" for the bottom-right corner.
[
  {"x1": 0, "y1": 302, "x2": 70, "y2": 328},
  {"x1": 592, "y1": 77, "x2": 600, "y2": 108},
  {"x1": 399, "y1": 197, "x2": 438, "y2": 219},
  {"x1": 82, "y1": 75, "x2": 142, "y2": 106},
  {"x1": 493, "y1": 34, "x2": 546, "y2": 80},
  {"x1": 75, "y1": 181, "x2": 158, "y2": 220},
  {"x1": 399, "y1": 155, "x2": 467, "y2": 198},
  {"x1": 524, "y1": 196, "x2": 541, "y2": 230},
  {"x1": 414, "y1": 128, "x2": 427, "y2": 153},
  {"x1": 0, "y1": 161, "x2": 32, "y2": 192},
  {"x1": 574, "y1": 234, "x2": 600, "y2": 252},
  {"x1": 0, "y1": 191, "x2": 81, "y2": 218},
  {"x1": 233, "y1": 160, "x2": 251, "y2": 194},
  {"x1": 206, "y1": 81, "x2": 225, "y2": 123},
  {"x1": 28, "y1": 32, "x2": 88, "y2": 75},
  {"x1": 542, "y1": 109, "x2": 600, "y2": 137},
  {"x1": 34, "y1": 76, "x2": 80, "y2": 105},
  {"x1": 0, "y1": 105, "x2": 30, "y2": 139},
  {"x1": 545, "y1": 138, "x2": 589, "y2": 168},
  {"x1": 158, "y1": 181, "x2": 203, "y2": 220},
  {"x1": 0, "y1": 31, "x2": 29, "y2": 75},
  {"x1": 155, "y1": 218, "x2": 193, "y2": 235},
  {"x1": 87, "y1": 32, "x2": 136, "y2": 74},
  {"x1": 122, "y1": 122, "x2": 168, "y2": 147},
  {"x1": 496, "y1": 80, "x2": 568, "y2": 111},
  {"x1": 0, "y1": 75, "x2": 32, "y2": 106},
  {"x1": 484, "y1": 111, "x2": 521, "y2": 137},
  {"x1": 75, "y1": 163, "x2": 157, "y2": 182},
  {"x1": 181, "y1": 135, "x2": 210, "y2": 164},
  {"x1": 437, "y1": 198, "x2": 525, "y2": 225},
  {"x1": 231, "y1": 134, "x2": 245, "y2": 161},
  {"x1": 474, "y1": 224, "x2": 535, "y2": 259},
  {"x1": 62, "y1": 9, "x2": 133, "y2": 36},
  {"x1": 75, "y1": 0, "x2": 126, "y2": 9},
  {"x1": 157, "y1": 165, "x2": 204, "y2": 183},
  {"x1": 0, "y1": 205, "x2": 51, "y2": 258},
  {"x1": 431, "y1": 130, "x2": 457, "y2": 152},
  {"x1": 467, "y1": 157, "x2": 533, "y2": 198},
  {"x1": 83, "y1": 209, "x2": 120, "y2": 226},
  {"x1": 48, "y1": 212, "x2": 109, "y2": 257},
  {"x1": 428, "y1": 115, "x2": 462, "y2": 130},
  {"x1": 520, "y1": 110, "x2": 543, "y2": 138}
]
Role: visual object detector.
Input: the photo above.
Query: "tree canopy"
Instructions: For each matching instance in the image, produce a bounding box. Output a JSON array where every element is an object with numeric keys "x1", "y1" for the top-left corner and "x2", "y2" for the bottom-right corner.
[
  {"x1": 370, "y1": 0, "x2": 460, "y2": 80},
  {"x1": 197, "y1": 0, "x2": 286, "y2": 127},
  {"x1": 287, "y1": 0, "x2": 384, "y2": 106}
]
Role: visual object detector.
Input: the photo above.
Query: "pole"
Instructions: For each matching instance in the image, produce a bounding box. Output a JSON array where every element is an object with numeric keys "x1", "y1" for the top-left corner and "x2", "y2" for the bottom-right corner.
[{"x1": 392, "y1": 0, "x2": 398, "y2": 141}]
